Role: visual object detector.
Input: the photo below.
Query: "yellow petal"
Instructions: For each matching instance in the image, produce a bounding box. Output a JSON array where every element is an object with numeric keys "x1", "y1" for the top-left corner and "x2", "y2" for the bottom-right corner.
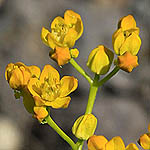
[
  {"x1": 27, "y1": 78, "x2": 41, "y2": 97},
  {"x1": 19, "y1": 66, "x2": 31, "y2": 85},
  {"x1": 88, "y1": 135, "x2": 108, "y2": 150},
  {"x1": 45, "y1": 96, "x2": 71, "y2": 108},
  {"x1": 47, "y1": 33, "x2": 57, "y2": 49},
  {"x1": 118, "y1": 15, "x2": 136, "y2": 31},
  {"x1": 105, "y1": 136, "x2": 125, "y2": 150},
  {"x1": 34, "y1": 106, "x2": 48, "y2": 122},
  {"x1": 63, "y1": 28, "x2": 77, "y2": 48},
  {"x1": 40, "y1": 64, "x2": 60, "y2": 84},
  {"x1": 117, "y1": 52, "x2": 139, "y2": 73},
  {"x1": 50, "y1": 47, "x2": 71, "y2": 66},
  {"x1": 51, "y1": 16, "x2": 65, "y2": 29},
  {"x1": 60, "y1": 76, "x2": 78, "y2": 97},
  {"x1": 139, "y1": 133, "x2": 150, "y2": 149},
  {"x1": 41, "y1": 27, "x2": 50, "y2": 46},
  {"x1": 28, "y1": 65, "x2": 41, "y2": 78},
  {"x1": 126, "y1": 143, "x2": 139, "y2": 150},
  {"x1": 5, "y1": 63, "x2": 15, "y2": 81},
  {"x1": 120, "y1": 32, "x2": 141, "y2": 55},
  {"x1": 64, "y1": 10, "x2": 83, "y2": 40},
  {"x1": 112, "y1": 28, "x2": 125, "y2": 55},
  {"x1": 9, "y1": 68, "x2": 24, "y2": 89},
  {"x1": 87, "y1": 47, "x2": 99, "y2": 67},
  {"x1": 64, "y1": 10, "x2": 79, "y2": 25}
]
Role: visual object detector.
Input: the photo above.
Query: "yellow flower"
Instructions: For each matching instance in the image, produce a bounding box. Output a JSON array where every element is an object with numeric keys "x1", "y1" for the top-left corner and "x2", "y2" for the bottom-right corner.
[
  {"x1": 112, "y1": 15, "x2": 141, "y2": 56},
  {"x1": 88, "y1": 135, "x2": 108, "y2": 150},
  {"x1": 5, "y1": 62, "x2": 40, "y2": 90},
  {"x1": 41, "y1": 10, "x2": 83, "y2": 66},
  {"x1": 138, "y1": 123, "x2": 150, "y2": 149},
  {"x1": 41, "y1": 10, "x2": 83, "y2": 49},
  {"x1": 88, "y1": 135, "x2": 139, "y2": 150},
  {"x1": 72, "y1": 114, "x2": 97, "y2": 140},
  {"x1": 28, "y1": 64, "x2": 78, "y2": 109},
  {"x1": 87, "y1": 45, "x2": 114, "y2": 75},
  {"x1": 117, "y1": 51, "x2": 139, "y2": 72}
]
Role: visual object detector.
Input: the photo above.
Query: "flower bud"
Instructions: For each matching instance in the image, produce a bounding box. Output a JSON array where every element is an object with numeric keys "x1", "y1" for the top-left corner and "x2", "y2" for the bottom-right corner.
[
  {"x1": 5, "y1": 62, "x2": 40, "y2": 90},
  {"x1": 87, "y1": 45, "x2": 114, "y2": 75},
  {"x1": 112, "y1": 15, "x2": 141, "y2": 56},
  {"x1": 70, "y1": 48, "x2": 79, "y2": 58},
  {"x1": 72, "y1": 114, "x2": 97, "y2": 140},
  {"x1": 88, "y1": 135, "x2": 108, "y2": 150}
]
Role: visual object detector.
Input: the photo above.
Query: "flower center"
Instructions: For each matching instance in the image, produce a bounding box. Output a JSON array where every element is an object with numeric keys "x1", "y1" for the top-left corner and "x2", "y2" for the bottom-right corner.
[
  {"x1": 40, "y1": 77, "x2": 61, "y2": 102},
  {"x1": 52, "y1": 23, "x2": 68, "y2": 44}
]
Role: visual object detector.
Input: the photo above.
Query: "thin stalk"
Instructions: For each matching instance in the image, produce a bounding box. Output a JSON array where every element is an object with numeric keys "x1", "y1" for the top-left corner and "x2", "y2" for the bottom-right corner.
[
  {"x1": 97, "y1": 66, "x2": 120, "y2": 87},
  {"x1": 85, "y1": 74, "x2": 99, "y2": 114},
  {"x1": 69, "y1": 58, "x2": 93, "y2": 85},
  {"x1": 75, "y1": 74, "x2": 99, "y2": 149},
  {"x1": 45, "y1": 115, "x2": 77, "y2": 150}
]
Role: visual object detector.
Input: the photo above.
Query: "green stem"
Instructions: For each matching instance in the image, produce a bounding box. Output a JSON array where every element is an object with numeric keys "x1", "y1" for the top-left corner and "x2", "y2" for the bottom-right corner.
[
  {"x1": 69, "y1": 58, "x2": 93, "y2": 85},
  {"x1": 97, "y1": 66, "x2": 120, "y2": 87},
  {"x1": 85, "y1": 74, "x2": 99, "y2": 114},
  {"x1": 45, "y1": 115, "x2": 77, "y2": 150},
  {"x1": 75, "y1": 74, "x2": 99, "y2": 149}
]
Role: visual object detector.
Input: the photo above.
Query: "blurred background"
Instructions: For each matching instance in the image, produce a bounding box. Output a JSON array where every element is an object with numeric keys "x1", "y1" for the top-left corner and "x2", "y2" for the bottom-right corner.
[{"x1": 0, "y1": 0, "x2": 150, "y2": 149}]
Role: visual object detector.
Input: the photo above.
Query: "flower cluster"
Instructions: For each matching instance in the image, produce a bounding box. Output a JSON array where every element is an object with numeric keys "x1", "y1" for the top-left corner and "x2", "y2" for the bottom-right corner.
[
  {"x1": 5, "y1": 63, "x2": 78, "y2": 122},
  {"x1": 87, "y1": 15, "x2": 141, "y2": 75},
  {"x1": 5, "y1": 10, "x2": 145, "y2": 150}
]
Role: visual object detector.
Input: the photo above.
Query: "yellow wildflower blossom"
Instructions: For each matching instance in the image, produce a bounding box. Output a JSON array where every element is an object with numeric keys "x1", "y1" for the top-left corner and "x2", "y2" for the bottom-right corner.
[
  {"x1": 41, "y1": 10, "x2": 83, "y2": 66},
  {"x1": 5, "y1": 62, "x2": 40, "y2": 90},
  {"x1": 112, "y1": 15, "x2": 141, "y2": 56},
  {"x1": 87, "y1": 45, "x2": 114, "y2": 75},
  {"x1": 28, "y1": 64, "x2": 78, "y2": 109},
  {"x1": 72, "y1": 114, "x2": 97, "y2": 140},
  {"x1": 41, "y1": 10, "x2": 83, "y2": 49},
  {"x1": 88, "y1": 135, "x2": 139, "y2": 150},
  {"x1": 138, "y1": 123, "x2": 150, "y2": 149}
]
